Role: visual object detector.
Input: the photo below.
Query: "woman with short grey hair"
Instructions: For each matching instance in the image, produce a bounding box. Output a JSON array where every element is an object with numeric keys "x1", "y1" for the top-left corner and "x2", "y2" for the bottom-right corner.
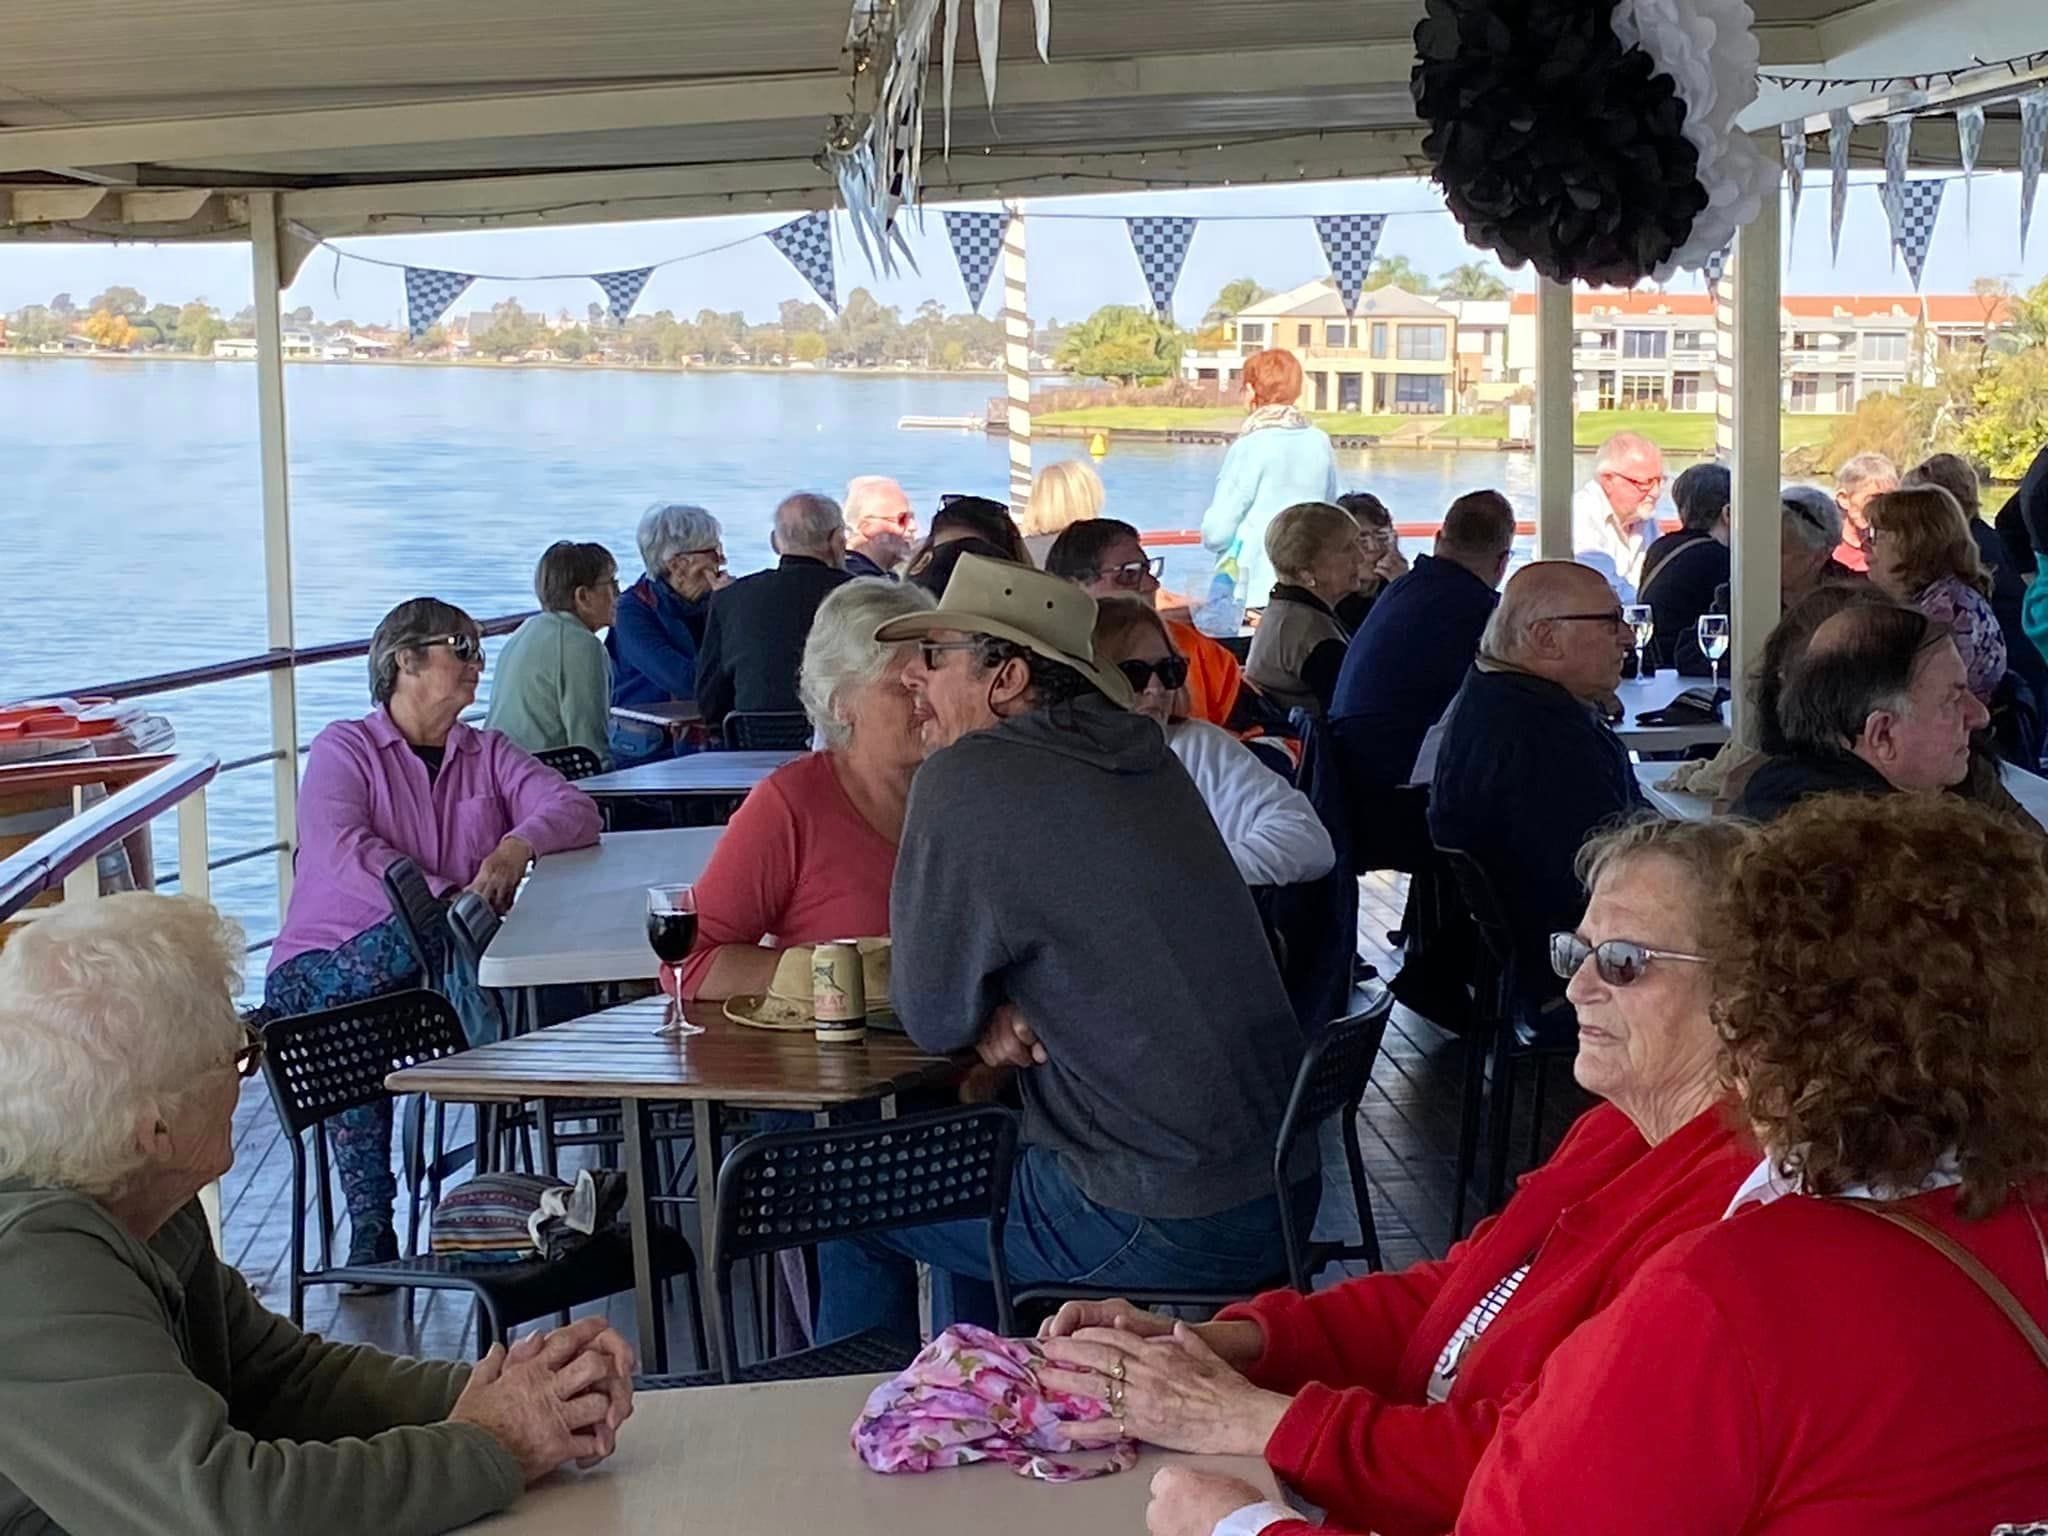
[
  {"x1": 1832, "y1": 451, "x2": 1898, "y2": 573},
  {"x1": 0, "y1": 894, "x2": 636, "y2": 1534},
  {"x1": 608, "y1": 501, "x2": 729, "y2": 765},
  {"x1": 266, "y1": 595, "x2": 600, "y2": 1272},
  {"x1": 670, "y1": 578, "x2": 934, "y2": 1002}
]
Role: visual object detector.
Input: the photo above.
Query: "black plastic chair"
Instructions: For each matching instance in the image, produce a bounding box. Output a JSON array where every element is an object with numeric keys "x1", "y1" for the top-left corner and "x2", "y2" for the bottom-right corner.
[
  {"x1": 262, "y1": 987, "x2": 703, "y2": 1360},
  {"x1": 720, "y1": 711, "x2": 813, "y2": 751},
  {"x1": 380, "y1": 856, "x2": 447, "y2": 979},
  {"x1": 1013, "y1": 992, "x2": 1394, "y2": 1318},
  {"x1": 639, "y1": 1106, "x2": 1019, "y2": 1388},
  {"x1": 1436, "y1": 847, "x2": 1579, "y2": 1237},
  {"x1": 535, "y1": 744, "x2": 605, "y2": 780}
]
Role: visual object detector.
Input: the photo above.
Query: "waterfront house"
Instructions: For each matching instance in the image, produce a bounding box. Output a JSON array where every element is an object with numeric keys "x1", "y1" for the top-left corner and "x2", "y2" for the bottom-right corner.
[{"x1": 1180, "y1": 279, "x2": 1460, "y2": 415}]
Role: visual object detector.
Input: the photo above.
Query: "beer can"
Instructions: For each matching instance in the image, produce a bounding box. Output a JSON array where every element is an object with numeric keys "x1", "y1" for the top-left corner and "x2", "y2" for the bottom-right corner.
[{"x1": 811, "y1": 941, "x2": 868, "y2": 1042}]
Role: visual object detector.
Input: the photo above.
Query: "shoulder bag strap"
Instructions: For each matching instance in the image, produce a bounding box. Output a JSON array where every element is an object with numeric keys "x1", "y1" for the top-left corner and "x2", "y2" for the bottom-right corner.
[{"x1": 1839, "y1": 1197, "x2": 2048, "y2": 1370}]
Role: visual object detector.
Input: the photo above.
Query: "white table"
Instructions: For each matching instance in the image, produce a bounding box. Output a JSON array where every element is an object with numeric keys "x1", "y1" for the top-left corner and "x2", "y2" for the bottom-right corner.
[
  {"x1": 1638, "y1": 759, "x2": 2048, "y2": 832},
  {"x1": 479, "y1": 828, "x2": 723, "y2": 988},
  {"x1": 1614, "y1": 670, "x2": 1731, "y2": 753},
  {"x1": 610, "y1": 700, "x2": 703, "y2": 728},
  {"x1": 466, "y1": 1373, "x2": 1279, "y2": 1534},
  {"x1": 578, "y1": 751, "x2": 803, "y2": 801}
]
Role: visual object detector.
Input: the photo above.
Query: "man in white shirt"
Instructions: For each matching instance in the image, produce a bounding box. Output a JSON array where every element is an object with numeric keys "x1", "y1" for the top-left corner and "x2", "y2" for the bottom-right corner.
[{"x1": 1571, "y1": 432, "x2": 1665, "y2": 599}]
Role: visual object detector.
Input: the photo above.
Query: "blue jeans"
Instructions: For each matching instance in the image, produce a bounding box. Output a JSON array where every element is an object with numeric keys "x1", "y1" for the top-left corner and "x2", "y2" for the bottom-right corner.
[{"x1": 815, "y1": 1145, "x2": 1315, "y2": 1341}]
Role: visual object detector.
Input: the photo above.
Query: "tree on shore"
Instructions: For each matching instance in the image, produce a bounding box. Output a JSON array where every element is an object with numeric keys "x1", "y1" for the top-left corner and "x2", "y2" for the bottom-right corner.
[
  {"x1": 1364, "y1": 254, "x2": 1432, "y2": 293},
  {"x1": 81, "y1": 308, "x2": 137, "y2": 350},
  {"x1": 1438, "y1": 262, "x2": 1511, "y2": 300},
  {"x1": 1205, "y1": 278, "x2": 1268, "y2": 322},
  {"x1": 1056, "y1": 305, "x2": 1184, "y2": 384}
]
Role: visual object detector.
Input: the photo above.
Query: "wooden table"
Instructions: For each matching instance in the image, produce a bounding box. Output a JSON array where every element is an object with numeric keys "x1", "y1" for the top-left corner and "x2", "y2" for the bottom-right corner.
[
  {"x1": 479, "y1": 828, "x2": 723, "y2": 990},
  {"x1": 577, "y1": 750, "x2": 802, "y2": 802},
  {"x1": 466, "y1": 1373, "x2": 1280, "y2": 1534},
  {"x1": 387, "y1": 997, "x2": 966, "y2": 1376},
  {"x1": 1614, "y1": 670, "x2": 1730, "y2": 753}
]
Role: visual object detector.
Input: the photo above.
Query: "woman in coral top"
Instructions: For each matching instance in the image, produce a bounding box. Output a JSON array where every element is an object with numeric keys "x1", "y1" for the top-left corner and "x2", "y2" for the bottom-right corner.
[
  {"x1": 1042, "y1": 816, "x2": 1759, "y2": 1536},
  {"x1": 674, "y1": 579, "x2": 933, "y2": 1001}
]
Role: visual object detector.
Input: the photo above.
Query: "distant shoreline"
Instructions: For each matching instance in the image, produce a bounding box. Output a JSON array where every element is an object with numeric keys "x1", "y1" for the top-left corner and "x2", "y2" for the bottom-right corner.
[{"x1": 0, "y1": 351, "x2": 1004, "y2": 381}]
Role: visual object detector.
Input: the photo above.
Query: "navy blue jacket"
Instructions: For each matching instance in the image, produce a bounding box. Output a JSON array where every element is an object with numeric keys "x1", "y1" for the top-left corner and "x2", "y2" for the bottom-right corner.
[
  {"x1": 692, "y1": 555, "x2": 852, "y2": 727},
  {"x1": 1428, "y1": 667, "x2": 1648, "y2": 996},
  {"x1": 606, "y1": 575, "x2": 712, "y2": 764},
  {"x1": 1330, "y1": 555, "x2": 1500, "y2": 792}
]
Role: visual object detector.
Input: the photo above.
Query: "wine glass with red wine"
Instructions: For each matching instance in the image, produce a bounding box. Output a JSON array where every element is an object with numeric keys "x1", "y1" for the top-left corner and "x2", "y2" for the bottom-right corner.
[{"x1": 646, "y1": 884, "x2": 703, "y2": 1036}]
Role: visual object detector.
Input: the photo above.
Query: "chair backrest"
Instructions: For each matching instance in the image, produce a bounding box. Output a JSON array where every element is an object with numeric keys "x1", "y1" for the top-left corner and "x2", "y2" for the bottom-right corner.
[
  {"x1": 1437, "y1": 845, "x2": 1516, "y2": 980},
  {"x1": 381, "y1": 857, "x2": 448, "y2": 976},
  {"x1": 260, "y1": 988, "x2": 468, "y2": 1138},
  {"x1": 444, "y1": 890, "x2": 501, "y2": 973},
  {"x1": 721, "y1": 711, "x2": 814, "y2": 751},
  {"x1": 711, "y1": 1106, "x2": 1019, "y2": 1347},
  {"x1": 1272, "y1": 990, "x2": 1395, "y2": 1167},
  {"x1": 534, "y1": 744, "x2": 605, "y2": 781}
]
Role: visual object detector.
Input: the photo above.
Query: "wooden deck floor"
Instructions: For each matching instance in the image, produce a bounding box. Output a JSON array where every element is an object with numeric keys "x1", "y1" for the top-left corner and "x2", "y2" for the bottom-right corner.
[{"x1": 220, "y1": 874, "x2": 1580, "y2": 1364}]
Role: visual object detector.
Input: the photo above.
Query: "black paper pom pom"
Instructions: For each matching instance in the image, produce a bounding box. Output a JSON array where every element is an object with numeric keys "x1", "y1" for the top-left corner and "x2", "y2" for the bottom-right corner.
[{"x1": 1411, "y1": 0, "x2": 1709, "y2": 287}]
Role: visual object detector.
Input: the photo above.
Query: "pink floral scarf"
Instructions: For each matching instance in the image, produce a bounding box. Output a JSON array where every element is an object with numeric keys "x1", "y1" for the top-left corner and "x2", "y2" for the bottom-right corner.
[{"x1": 851, "y1": 1324, "x2": 1139, "y2": 1482}]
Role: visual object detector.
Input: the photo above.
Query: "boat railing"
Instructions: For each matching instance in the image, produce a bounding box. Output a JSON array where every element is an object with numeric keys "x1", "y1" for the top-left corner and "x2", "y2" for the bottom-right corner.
[{"x1": 15, "y1": 609, "x2": 537, "y2": 945}]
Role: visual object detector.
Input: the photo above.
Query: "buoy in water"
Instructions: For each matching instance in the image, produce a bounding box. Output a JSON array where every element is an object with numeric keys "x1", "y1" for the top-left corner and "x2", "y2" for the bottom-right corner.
[{"x1": 1088, "y1": 431, "x2": 1109, "y2": 459}]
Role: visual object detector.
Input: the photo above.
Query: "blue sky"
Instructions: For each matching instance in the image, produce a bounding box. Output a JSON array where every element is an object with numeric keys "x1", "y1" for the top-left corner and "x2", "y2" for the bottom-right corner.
[{"x1": 1, "y1": 174, "x2": 2040, "y2": 327}]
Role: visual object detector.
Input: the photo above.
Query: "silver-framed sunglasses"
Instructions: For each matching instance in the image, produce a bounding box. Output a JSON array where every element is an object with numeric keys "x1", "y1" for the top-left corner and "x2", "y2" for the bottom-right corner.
[{"x1": 1550, "y1": 933, "x2": 1708, "y2": 986}]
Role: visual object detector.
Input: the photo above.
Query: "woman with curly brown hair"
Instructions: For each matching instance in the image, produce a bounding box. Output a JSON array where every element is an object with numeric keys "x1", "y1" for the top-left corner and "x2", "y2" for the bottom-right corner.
[{"x1": 1444, "y1": 793, "x2": 2048, "y2": 1535}]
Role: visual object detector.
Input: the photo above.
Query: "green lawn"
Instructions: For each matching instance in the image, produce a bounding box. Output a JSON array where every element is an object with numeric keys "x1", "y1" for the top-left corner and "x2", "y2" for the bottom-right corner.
[{"x1": 1037, "y1": 406, "x2": 1410, "y2": 435}]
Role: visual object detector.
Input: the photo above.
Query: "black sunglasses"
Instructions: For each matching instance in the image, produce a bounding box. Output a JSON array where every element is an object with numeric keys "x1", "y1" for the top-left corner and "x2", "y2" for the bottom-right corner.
[
  {"x1": 419, "y1": 633, "x2": 485, "y2": 664},
  {"x1": 1117, "y1": 655, "x2": 1189, "y2": 692},
  {"x1": 1550, "y1": 933, "x2": 1709, "y2": 987},
  {"x1": 234, "y1": 1025, "x2": 267, "y2": 1081}
]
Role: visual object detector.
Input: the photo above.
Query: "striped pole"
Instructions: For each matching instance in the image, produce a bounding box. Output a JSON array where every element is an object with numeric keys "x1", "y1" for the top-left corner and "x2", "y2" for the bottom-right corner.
[
  {"x1": 1002, "y1": 211, "x2": 1033, "y2": 509},
  {"x1": 1713, "y1": 270, "x2": 1737, "y2": 461}
]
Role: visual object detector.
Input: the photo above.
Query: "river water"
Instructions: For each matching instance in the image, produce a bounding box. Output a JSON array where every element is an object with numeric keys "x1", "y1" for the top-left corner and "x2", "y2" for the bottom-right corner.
[{"x1": 0, "y1": 357, "x2": 1591, "y2": 942}]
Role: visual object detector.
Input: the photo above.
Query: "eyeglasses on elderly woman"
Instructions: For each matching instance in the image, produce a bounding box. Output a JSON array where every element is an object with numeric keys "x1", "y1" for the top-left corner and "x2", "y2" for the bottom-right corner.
[
  {"x1": 1550, "y1": 933, "x2": 1708, "y2": 986},
  {"x1": 232, "y1": 1024, "x2": 267, "y2": 1080},
  {"x1": 417, "y1": 633, "x2": 485, "y2": 665}
]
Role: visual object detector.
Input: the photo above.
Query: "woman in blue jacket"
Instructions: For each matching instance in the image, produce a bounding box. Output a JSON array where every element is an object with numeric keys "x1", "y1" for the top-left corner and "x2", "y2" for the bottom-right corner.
[
  {"x1": 1200, "y1": 348, "x2": 1339, "y2": 611},
  {"x1": 607, "y1": 501, "x2": 727, "y2": 764}
]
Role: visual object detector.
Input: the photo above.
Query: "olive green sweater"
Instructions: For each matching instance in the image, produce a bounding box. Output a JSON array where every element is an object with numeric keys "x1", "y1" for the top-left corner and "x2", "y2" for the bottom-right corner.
[{"x1": 0, "y1": 1184, "x2": 523, "y2": 1535}]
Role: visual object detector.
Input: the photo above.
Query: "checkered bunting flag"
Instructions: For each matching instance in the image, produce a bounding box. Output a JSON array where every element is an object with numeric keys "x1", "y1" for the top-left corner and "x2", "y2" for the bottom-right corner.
[
  {"x1": 404, "y1": 267, "x2": 474, "y2": 340},
  {"x1": 592, "y1": 268, "x2": 653, "y2": 325},
  {"x1": 1828, "y1": 108, "x2": 1853, "y2": 262},
  {"x1": 2023, "y1": 90, "x2": 2048, "y2": 253},
  {"x1": 1781, "y1": 123, "x2": 1807, "y2": 240},
  {"x1": 767, "y1": 212, "x2": 838, "y2": 313},
  {"x1": 1887, "y1": 180, "x2": 1945, "y2": 290},
  {"x1": 942, "y1": 211, "x2": 1008, "y2": 313},
  {"x1": 1124, "y1": 216, "x2": 1197, "y2": 318},
  {"x1": 1313, "y1": 214, "x2": 1387, "y2": 314}
]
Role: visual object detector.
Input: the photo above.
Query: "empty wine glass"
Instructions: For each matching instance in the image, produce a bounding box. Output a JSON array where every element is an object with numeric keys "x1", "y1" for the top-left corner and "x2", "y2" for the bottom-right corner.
[
  {"x1": 1696, "y1": 614, "x2": 1731, "y2": 692},
  {"x1": 646, "y1": 885, "x2": 703, "y2": 1037},
  {"x1": 1623, "y1": 604, "x2": 1655, "y2": 669}
]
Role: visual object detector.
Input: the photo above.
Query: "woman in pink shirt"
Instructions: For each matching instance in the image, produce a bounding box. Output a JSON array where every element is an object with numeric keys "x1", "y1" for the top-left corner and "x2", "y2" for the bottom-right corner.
[
  {"x1": 263, "y1": 598, "x2": 601, "y2": 1272},
  {"x1": 679, "y1": 579, "x2": 934, "y2": 1001}
]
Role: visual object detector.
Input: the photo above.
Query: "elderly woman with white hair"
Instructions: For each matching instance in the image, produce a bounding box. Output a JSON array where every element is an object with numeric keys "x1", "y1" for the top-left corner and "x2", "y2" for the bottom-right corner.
[
  {"x1": 672, "y1": 577, "x2": 936, "y2": 1001},
  {"x1": 1831, "y1": 451, "x2": 1898, "y2": 574},
  {"x1": 607, "y1": 501, "x2": 729, "y2": 765},
  {"x1": 266, "y1": 596, "x2": 600, "y2": 1273},
  {"x1": 0, "y1": 894, "x2": 636, "y2": 1534}
]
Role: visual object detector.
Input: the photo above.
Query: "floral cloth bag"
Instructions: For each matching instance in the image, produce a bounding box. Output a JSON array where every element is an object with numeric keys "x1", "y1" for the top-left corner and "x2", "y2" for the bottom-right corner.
[{"x1": 851, "y1": 1324, "x2": 1138, "y2": 1482}]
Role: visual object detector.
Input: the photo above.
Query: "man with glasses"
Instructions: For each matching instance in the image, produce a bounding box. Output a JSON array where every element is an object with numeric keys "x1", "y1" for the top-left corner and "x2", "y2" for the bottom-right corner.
[
  {"x1": 810, "y1": 554, "x2": 1313, "y2": 1345},
  {"x1": 1429, "y1": 562, "x2": 1647, "y2": 1002},
  {"x1": 1573, "y1": 431, "x2": 1666, "y2": 599},
  {"x1": 842, "y1": 475, "x2": 920, "y2": 579},
  {"x1": 1044, "y1": 518, "x2": 1250, "y2": 731}
]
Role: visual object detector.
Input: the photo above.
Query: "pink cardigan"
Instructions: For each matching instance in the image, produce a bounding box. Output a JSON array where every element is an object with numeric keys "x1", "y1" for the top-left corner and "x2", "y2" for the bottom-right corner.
[{"x1": 269, "y1": 708, "x2": 600, "y2": 969}]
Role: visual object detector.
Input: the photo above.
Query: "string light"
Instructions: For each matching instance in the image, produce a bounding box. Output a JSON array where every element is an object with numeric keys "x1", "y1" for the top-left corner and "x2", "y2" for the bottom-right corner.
[{"x1": 1760, "y1": 47, "x2": 2048, "y2": 93}]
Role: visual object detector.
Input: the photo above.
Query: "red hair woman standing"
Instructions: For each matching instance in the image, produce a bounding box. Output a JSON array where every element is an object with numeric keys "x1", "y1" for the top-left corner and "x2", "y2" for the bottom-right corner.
[{"x1": 1199, "y1": 348, "x2": 1338, "y2": 611}]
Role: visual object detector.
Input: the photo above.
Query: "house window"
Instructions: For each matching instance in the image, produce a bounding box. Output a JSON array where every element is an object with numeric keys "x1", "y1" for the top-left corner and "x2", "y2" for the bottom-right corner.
[
  {"x1": 1296, "y1": 323, "x2": 1314, "y2": 347},
  {"x1": 1238, "y1": 322, "x2": 1265, "y2": 345},
  {"x1": 1861, "y1": 376, "x2": 1905, "y2": 399},
  {"x1": 1671, "y1": 373, "x2": 1702, "y2": 410},
  {"x1": 1325, "y1": 323, "x2": 1350, "y2": 348},
  {"x1": 1789, "y1": 375, "x2": 1819, "y2": 412},
  {"x1": 1792, "y1": 331, "x2": 1825, "y2": 354},
  {"x1": 1391, "y1": 375, "x2": 1447, "y2": 412},
  {"x1": 1673, "y1": 330, "x2": 1709, "y2": 352},
  {"x1": 1620, "y1": 373, "x2": 1666, "y2": 408},
  {"x1": 1622, "y1": 329, "x2": 1668, "y2": 359},
  {"x1": 1370, "y1": 322, "x2": 1388, "y2": 359},
  {"x1": 1396, "y1": 325, "x2": 1446, "y2": 361},
  {"x1": 1862, "y1": 331, "x2": 1908, "y2": 363},
  {"x1": 1596, "y1": 371, "x2": 1617, "y2": 411}
]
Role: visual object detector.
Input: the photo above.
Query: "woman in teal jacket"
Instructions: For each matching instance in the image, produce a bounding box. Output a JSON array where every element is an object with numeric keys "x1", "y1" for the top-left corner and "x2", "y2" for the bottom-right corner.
[{"x1": 1200, "y1": 348, "x2": 1339, "y2": 610}]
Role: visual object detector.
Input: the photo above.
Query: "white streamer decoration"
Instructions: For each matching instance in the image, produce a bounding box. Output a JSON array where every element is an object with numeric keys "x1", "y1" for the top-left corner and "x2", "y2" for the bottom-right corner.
[
  {"x1": 1882, "y1": 116, "x2": 1912, "y2": 238},
  {"x1": 1956, "y1": 105, "x2": 1985, "y2": 230},
  {"x1": 1610, "y1": 0, "x2": 1769, "y2": 279},
  {"x1": 2023, "y1": 90, "x2": 2048, "y2": 253},
  {"x1": 1781, "y1": 122, "x2": 1807, "y2": 240},
  {"x1": 1828, "y1": 108, "x2": 1853, "y2": 261}
]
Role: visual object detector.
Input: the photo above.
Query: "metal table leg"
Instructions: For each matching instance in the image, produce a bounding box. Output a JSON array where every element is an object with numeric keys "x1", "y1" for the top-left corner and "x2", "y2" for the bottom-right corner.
[
  {"x1": 692, "y1": 1099, "x2": 726, "y2": 1378},
  {"x1": 619, "y1": 1097, "x2": 668, "y2": 1375}
]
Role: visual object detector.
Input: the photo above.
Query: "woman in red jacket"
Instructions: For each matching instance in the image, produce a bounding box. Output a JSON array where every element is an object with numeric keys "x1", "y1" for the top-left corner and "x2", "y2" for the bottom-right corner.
[
  {"x1": 1148, "y1": 793, "x2": 2048, "y2": 1536},
  {"x1": 1042, "y1": 816, "x2": 1760, "y2": 1536}
]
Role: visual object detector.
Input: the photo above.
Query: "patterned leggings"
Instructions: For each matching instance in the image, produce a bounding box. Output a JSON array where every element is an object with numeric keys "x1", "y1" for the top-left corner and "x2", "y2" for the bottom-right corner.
[{"x1": 262, "y1": 915, "x2": 419, "y2": 1257}]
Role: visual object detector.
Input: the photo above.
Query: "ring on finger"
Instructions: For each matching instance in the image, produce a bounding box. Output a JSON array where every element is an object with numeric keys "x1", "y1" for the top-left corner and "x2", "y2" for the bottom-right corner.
[
  {"x1": 1110, "y1": 1358, "x2": 1127, "y2": 1384},
  {"x1": 1108, "y1": 1377, "x2": 1125, "y2": 1413}
]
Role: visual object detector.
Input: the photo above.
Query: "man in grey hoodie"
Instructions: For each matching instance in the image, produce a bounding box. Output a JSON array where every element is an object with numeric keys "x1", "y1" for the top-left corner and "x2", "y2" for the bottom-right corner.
[{"x1": 815, "y1": 555, "x2": 1314, "y2": 1341}]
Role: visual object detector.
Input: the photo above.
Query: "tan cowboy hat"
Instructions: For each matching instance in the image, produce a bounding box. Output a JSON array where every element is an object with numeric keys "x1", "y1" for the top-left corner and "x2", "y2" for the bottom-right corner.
[
  {"x1": 873, "y1": 553, "x2": 1136, "y2": 709},
  {"x1": 724, "y1": 939, "x2": 895, "y2": 1031}
]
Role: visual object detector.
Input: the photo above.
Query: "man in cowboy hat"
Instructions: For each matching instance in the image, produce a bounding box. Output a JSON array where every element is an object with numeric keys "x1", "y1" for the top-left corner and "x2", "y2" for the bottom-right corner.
[{"x1": 813, "y1": 554, "x2": 1314, "y2": 1342}]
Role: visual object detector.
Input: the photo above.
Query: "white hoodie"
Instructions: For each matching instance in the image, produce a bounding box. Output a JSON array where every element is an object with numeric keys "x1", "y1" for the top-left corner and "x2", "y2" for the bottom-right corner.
[{"x1": 1166, "y1": 718, "x2": 1334, "y2": 887}]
